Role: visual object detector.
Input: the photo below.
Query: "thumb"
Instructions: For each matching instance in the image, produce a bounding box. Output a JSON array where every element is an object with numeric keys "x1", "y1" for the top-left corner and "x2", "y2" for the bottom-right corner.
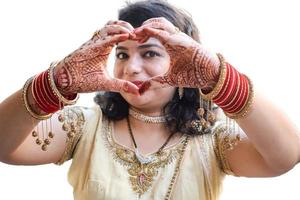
[
  {"x1": 108, "y1": 78, "x2": 139, "y2": 95},
  {"x1": 139, "y1": 75, "x2": 173, "y2": 94}
]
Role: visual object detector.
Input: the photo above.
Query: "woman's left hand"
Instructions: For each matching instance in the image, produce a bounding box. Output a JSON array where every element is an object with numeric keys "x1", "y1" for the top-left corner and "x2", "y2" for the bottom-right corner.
[{"x1": 134, "y1": 17, "x2": 221, "y2": 92}]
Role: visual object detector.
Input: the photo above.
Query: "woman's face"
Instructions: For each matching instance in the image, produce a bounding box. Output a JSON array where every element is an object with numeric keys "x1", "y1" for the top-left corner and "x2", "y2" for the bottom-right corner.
[{"x1": 113, "y1": 37, "x2": 176, "y2": 113}]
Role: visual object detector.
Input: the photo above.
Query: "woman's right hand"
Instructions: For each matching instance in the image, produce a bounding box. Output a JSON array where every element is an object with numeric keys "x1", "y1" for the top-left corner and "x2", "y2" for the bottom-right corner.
[{"x1": 53, "y1": 20, "x2": 139, "y2": 95}]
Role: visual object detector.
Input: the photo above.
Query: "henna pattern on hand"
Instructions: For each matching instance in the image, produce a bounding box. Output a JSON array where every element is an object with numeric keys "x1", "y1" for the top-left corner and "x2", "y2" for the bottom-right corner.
[
  {"x1": 58, "y1": 43, "x2": 113, "y2": 94},
  {"x1": 152, "y1": 43, "x2": 220, "y2": 90},
  {"x1": 135, "y1": 19, "x2": 221, "y2": 92},
  {"x1": 54, "y1": 31, "x2": 138, "y2": 95}
]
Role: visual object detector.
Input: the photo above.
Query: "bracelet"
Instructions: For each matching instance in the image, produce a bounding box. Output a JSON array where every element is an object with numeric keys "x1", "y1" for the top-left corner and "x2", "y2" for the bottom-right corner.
[
  {"x1": 48, "y1": 62, "x2": 79, "y2": 105},
  {"x1": 201, "y1": 54, "x2": 254, "y2": 119},
  {"x1": 200, "y1": 53, "x2": 227, "y2": 100},
  {"x1": 224, "y1": 73, "x2": 246, "y2": 112},
  {"x1": 225, "y1": 76, "x2": 254, "y2": 119},
  {"x1": 213, "y1": 63, "x2": 231, "y2": 103},
  {"x1": 215, "y1": 66, "x2": 238, "y2": 106},
  {"x1": 22, "y1": 77, "x2": 52, "y2": 120}
]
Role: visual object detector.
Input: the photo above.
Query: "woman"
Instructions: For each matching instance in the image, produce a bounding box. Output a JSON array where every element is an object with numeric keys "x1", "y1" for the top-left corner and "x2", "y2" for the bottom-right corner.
[{"x1": 0, "y1": 0, "x2": 299, "y2": 199}]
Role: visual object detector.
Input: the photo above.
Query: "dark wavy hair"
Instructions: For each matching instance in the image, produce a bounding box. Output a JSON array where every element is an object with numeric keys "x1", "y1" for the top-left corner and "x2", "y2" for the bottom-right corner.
[{"x1": 94, "y1": 0, "x2": 215, "y2": 136}]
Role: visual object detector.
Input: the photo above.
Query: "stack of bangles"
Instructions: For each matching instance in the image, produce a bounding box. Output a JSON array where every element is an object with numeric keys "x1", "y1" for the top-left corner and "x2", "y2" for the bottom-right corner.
[
  {"x1": 201, "y1": 54, "x2": 254, "y2": 119},
  {"x1": 22, "y1": 62, "x2": 79, "y2": 120}
]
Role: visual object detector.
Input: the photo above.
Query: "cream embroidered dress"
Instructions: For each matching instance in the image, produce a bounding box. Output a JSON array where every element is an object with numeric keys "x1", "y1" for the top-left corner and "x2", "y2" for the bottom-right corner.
[{"x1": 55, "y1": 106, "x2": 238, "y2": 200}]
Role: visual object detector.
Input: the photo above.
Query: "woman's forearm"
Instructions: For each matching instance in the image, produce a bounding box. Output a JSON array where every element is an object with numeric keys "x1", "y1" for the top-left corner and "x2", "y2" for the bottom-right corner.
[{"x1": 236, "y1": 90, "x2": 300, "y2": 172}]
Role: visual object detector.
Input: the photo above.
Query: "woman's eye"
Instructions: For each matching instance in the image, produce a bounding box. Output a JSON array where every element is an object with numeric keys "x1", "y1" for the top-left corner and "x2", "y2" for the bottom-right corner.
[
  {"x1": 116, "y1": 52, "x2": 128, "y2": 59},
  {"x1": 144, "y1": 51, "x2": 161, "y2": 58}
]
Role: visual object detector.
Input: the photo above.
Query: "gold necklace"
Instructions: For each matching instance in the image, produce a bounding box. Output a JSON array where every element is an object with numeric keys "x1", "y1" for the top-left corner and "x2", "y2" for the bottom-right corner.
[
  {"x1": 128, "y1": 108, "x2": 167, "y2": 123},
  {"x1": 126, "y1": 117, "x2": 173, "y2": 164}
]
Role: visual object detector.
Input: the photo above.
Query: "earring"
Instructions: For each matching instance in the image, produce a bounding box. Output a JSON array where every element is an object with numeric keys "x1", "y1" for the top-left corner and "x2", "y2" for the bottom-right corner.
[{"x1": 178, "y1": 87, "x2": 184, "y2": 100}]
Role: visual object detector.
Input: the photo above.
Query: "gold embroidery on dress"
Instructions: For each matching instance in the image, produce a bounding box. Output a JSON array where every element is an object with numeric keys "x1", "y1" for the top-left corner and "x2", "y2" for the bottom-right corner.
[
  {"x1": 55, "y1": 107, "x2": 85, "y2": 165},
  {"x1": 213, "y1": 124, "x2": 241, "y2": 175},
  {"x1": 102, "y1": 118, "x2": 186, "y2": 197}
]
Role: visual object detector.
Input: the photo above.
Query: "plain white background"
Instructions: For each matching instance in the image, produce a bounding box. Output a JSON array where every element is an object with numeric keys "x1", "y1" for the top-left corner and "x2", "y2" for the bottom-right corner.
[{"x1": 1, "y1": 0, "x2": 300, "y2": 199}]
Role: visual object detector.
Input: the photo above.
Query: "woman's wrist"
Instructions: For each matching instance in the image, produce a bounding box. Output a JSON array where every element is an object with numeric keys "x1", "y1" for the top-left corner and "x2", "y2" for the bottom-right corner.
[
  {"x1": 194, "y1": 46, "x2": 221, "y2": 91},
  {"x1": 199, "y1": 53, "x2": 226, "y2": 98},
  {"x1": 22, "y1": 62, "x2": 79, "y2": 120},
  {"x1": 22, "y1": 77, "x2": 53, "y2": 120},
  {"x1": 199, "y1": 54, "x2": 254, "y2": 119},
  {"x1": 48, "y1": 62, "x2": 79, "y2": 105},
  {"x1": 52, "y1": 62, "x2": 76, "y2": 97}
]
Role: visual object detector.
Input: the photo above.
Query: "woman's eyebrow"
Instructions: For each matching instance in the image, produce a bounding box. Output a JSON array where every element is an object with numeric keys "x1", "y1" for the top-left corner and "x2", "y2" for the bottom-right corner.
[{"x1": 116, "y1": 46, "x2": 128, "y2": 51}]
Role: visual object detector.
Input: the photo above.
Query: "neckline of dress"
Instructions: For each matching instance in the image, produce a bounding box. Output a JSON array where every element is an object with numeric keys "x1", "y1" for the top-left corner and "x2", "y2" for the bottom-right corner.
[{"x1": 109, "y1": 119, "x2": 187, "y2": 157}]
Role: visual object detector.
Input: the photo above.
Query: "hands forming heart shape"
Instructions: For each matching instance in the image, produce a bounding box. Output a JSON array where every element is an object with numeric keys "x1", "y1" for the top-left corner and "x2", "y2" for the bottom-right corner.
[{"x1": 54, "y1": 17, "x2": 221, "y2": 96}]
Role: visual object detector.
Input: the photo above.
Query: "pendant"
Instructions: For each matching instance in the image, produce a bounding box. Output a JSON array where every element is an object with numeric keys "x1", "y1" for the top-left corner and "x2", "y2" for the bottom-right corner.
[
  {"x1": 134, "y1": 148, "x2": 154, "y2": 164},
  {"x1": 137, "y1": 173, "x2": 146, "y2": 186}
]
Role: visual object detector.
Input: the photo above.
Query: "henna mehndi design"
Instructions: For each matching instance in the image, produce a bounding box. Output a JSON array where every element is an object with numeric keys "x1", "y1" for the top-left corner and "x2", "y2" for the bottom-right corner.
[
  {"x1": 53, "y1": 22, "x2": 139, "y2": 96},
  {"x1": 152, "y1": 44, "x2": 220, "y2": 90},
  {"x1": 135, "y1": 18, "x2": 221, "y2": 93}
]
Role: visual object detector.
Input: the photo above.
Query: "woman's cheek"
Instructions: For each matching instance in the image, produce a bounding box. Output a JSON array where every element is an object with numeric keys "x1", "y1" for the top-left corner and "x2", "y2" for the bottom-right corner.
[{"x1": 113, "y1": 65, "x2": 122, "y2": 79}]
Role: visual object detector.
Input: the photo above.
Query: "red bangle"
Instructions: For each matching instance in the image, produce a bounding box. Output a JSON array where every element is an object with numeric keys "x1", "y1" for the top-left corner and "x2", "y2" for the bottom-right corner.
[
  {"x1": 222, "y1": 74, "x2": 245, "y2": 113},
  {"x1": 212, "y1": 62, "x2": 251, "y2": 115},
  {"x1": 32, "y1": 73, "x2": 49, "y2": 113},
  {"x1": 215, "y1": 64, "x2": 238, "y2": 105},
  {"x1": 43, "y1": 71, "x2": 59, "y2": 106},
  {"x1": 36, "y1": 72, "x2": 58, "y2": 113},
  {"x1": 228, "y1": 75, "x2": 250, "y2": 114},
  {"x1": 31, "y1": 70, "x2": 62, "y2": 114},
  {"x1": 224, "y1": 74, "x2": 246, "y2": 113},
  {"x1": 39, "y1": 71, "x2": 61, "y2": 112},
  {"x1": 213, "y1": 63, "x2": 231, "y2": 102},
  {"x1": 217, "y1": 70, "x2": 239, "y2": 107},
  {"x1": 221, "y1": 72, "x2": 242, "y2": 110}
]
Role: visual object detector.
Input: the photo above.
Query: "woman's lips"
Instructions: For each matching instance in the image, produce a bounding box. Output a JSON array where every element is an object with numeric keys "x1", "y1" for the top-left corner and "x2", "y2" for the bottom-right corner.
[{"x1": 130, "y1": 80, "x2": 150, "y2": 94}]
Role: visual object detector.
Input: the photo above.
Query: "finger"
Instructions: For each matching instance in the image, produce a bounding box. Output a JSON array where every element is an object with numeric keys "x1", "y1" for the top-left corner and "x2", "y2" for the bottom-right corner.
[
  {"x1": 116, "y1": 21, "x2": 136, "y2": 39},
  {"x1": 106, "y1": 20, "x2": 116, "y2": 25},
  {"x1": 103, "y1": 33, "x2": 130, "y2": 47},
  {"x1": 115, "y1": 20, "x2": 135, "y2": 32},
  {"x1": 93, "y1": 24, "x2": 135, "y2": 41},
  {"x1": 101, "y1": 25, "x2": 134, "y2": 39},
  {"x1": 138, "y1": 36, "x2": 150, "y2": 44},
  {"x1": 135, "y1": 23, "x2": 165, "y2": 43},
  {"x1": 139, "y1": 76, "x2": 173, "y2": 94},
  {"x1": 134, "y1": 31, "x2": 150, "y2": 43},
  {"x1": 138, "y1": 21, "x2": 179, "y2": 35},
  {"x1": 107, "y1": 20, "x2": 134, "y2": 30},
  {"x1": 106, "y1": 20, "x2": 136, "y2": 38},
  {"x1": 108, "y1": 78, "x2": 139, "y2": 95},
  {"x1": 135, "y1": 27, "x2": 170, "y2": 44},
  {"x1": 142, "y1": 17, "x2": 166, "y2": 26},
  {"x1": 141, "y1": 17, "x2": 177, "y2": 31},
  {"x1": 138, "y1": 22, "x2": 168, "y2": 32}
]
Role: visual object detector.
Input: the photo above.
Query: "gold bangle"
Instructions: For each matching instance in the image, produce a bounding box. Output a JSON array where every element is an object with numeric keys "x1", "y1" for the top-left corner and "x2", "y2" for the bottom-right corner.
[
  {"x1": 48, "y1": 62, "x2": 79, "y2": 105},
  {"x1": 200, "y1": 53, "x2": 227, "y2": 100},
  {"x1": 225, "y1": 76, "x2": 254, "y2": 119},
  {"x1": 22, "y1": 77, "x2": 52, "y2": 120}
]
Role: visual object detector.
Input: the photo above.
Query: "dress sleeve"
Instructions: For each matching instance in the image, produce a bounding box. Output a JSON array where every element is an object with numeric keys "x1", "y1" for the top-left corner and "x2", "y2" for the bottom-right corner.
[
  {"x1": 54, "y1": 106, "x2": 86, "y2": 165},
  {"x1": 212, "y1": 122, "x2": 241, "y2": 175}
]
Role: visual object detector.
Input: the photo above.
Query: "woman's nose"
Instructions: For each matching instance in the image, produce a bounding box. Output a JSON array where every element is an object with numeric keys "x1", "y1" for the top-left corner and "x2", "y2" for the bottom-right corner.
[{"x1": 124, "y1": 56, "x2": 143, "y2": 75}]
